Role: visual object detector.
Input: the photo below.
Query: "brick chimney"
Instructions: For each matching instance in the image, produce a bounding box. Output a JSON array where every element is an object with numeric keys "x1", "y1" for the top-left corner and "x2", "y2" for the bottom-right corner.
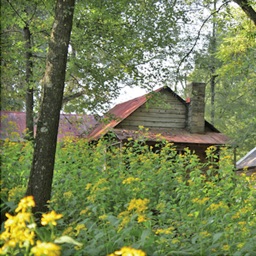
[{"x1": 187, "y1": 82, "x2": 206, "y2": 134}]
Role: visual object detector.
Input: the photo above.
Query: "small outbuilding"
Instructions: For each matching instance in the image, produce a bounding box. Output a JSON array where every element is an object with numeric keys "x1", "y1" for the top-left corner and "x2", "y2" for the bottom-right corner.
[
  {"x1": 236, "y1": 147, "x2": 256, "y2": 175},
  {"x1": 87, "y1": 82, "x2": 230, "y2": 162}
]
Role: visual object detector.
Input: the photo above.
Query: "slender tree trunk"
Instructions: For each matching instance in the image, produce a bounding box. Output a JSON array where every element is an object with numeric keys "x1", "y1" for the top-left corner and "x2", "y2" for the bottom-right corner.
[
  {"x1": 24, "y1": 25, "x2": 34, "y2": 139},
  {"x1": 210, "y1": 0, "x2": 217, "y2": 125},
  {"x1": 26, "y1": 0, "x2": 75, "y2": 215}
]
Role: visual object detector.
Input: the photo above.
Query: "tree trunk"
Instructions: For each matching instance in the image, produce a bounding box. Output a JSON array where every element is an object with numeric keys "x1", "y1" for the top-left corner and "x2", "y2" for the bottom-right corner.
[
  {"x1": 26, "y1": 0, "x2": 75, "y2": 215},
  {"x1": 210, "y1": 0, "x2": 217, "y2": 126},
  {"x1": 24, "y1": 25, "x2": 34, "y2": 140},
  {"x1": 233, "y1": 0, "x2": 256, "y2": 26}
]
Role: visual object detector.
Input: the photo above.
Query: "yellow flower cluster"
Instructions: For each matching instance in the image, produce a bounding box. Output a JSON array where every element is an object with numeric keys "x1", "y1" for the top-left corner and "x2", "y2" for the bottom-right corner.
[
  {"x1": 0, "y1": 196, "x2": 62, "y2": 256},
  {"x1": 108, "y1": 246, "x2": 146, "y2": 256},
  {"x1": 192, "y1": 197, "x2": 210, "y2": 205},
  {"x1": 31, "y1": 241, "x2": 61, "y2": 256},
  {"x1": 63, "y1": 191, "x2": 73, "y2": 199},
  {"x1": 0, "y1": 196, "x2": 36, "y2": 253},
  {"x1": 122, "y1": 177, "x2": 141, "y2": 185},
  {"x1": 222, "y1": 244, "x2": 230, "y2": 251},
  {"x1": 199, "y1": 231, "x2": 211, "y2": 237},
  {"x1": 75, "y1": 224, "x2": 86, "y2": 236},
  {"x1": 118, "y1": 211, "x2": 131, "y2": 230},
  {"x1": 118, "y1": 198, "x2": 150, "y2": 230},
  {"x1": 155, "y1": 226, "x2": 175, "y2": 235},
  {"x1": 207, "y1": 201, "x2": 229, "y2": 212},
  {"x1": 128, "y1": 198, "x2": 150, "y2": 213},
  {"x1": 41, "y1": 211, "x2": 63, "y2": 226},
  {"x1": 128, "y1": 198, "x2": 149, "y2": 224},
  {"x1": 156, "y1": 202, "x2": 166, "y2": 213}
]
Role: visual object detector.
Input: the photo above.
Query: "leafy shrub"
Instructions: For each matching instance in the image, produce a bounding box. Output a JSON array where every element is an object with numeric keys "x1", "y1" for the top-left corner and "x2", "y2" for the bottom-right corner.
[{"x1": 1, "y1": 137, "x2": 256, "y2": 255}]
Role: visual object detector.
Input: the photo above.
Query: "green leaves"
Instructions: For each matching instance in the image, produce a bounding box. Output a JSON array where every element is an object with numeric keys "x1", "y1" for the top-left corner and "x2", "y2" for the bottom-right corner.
[
  {"x1": 2, "y1": 138, "x2": 256, "y2": 255},
  {"x1": 54, "y1": 236, "x2": 83, "y2": 247}
]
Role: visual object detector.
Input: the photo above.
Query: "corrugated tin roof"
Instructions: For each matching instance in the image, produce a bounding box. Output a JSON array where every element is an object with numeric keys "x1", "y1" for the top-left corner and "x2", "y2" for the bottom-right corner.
[
  {"x1": 0, "y1": 111, "x2": 97, "y2": 140},
  {"x1": 87, "y1": 87, "x2": 229, "y2": 145},
  {"x1": 236, "y1": 147, "x2": 256, "y2": 170}
]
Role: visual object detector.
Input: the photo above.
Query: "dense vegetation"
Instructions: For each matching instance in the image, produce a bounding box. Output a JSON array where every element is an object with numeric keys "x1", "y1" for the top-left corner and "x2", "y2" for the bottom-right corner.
[{"x1": 1, "y1": 137, "x2": 255, "y2": 255}]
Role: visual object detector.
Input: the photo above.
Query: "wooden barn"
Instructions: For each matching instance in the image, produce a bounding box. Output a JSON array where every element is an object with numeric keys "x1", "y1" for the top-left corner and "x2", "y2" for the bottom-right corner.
[{"x1": 87, "y1": 82, "x2": 230, "y2": 162}]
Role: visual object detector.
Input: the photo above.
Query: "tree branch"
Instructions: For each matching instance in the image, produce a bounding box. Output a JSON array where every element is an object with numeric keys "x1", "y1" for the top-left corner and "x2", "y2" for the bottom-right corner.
[{"x1": 176, "y1": 2, "x2": 230, "y2": 76}]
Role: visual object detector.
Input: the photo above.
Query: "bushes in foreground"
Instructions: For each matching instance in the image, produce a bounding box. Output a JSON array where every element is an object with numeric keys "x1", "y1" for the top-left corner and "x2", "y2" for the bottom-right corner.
[{"x1": 1, "y1": 137, "x2": 256, "y2": 255}]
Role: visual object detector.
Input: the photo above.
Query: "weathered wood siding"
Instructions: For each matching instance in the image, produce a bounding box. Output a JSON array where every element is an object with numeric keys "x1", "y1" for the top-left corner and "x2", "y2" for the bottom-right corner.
[{"x1": 116, "y1": 90, "x2": 187, "y2": 130}]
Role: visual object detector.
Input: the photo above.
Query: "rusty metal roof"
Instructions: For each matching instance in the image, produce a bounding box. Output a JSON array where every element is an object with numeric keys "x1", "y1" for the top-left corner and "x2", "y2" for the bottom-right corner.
[
  {"x1": 87, "y1": 87, "x2": 229, "y2": 145},
  {"x1": 113, "y1": 129, "x2": 229, "y2": 145},
  {"x1": 236, "y1": 147, "x2": 256, "y2": 170},
  {"x1": 0, "y1": 111, "x2": 97, "y2": 140},
  {"x1": 88, "y1": 93, "x2": 149, "y2": 140}
]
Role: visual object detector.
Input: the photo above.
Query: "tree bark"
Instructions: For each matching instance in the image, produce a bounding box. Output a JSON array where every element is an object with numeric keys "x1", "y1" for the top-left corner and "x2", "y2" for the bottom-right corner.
[
  {"x1": 233, "y1": 0, "x2": 256, "y2": 26},
  {"x1": 24, "y1": 25, "x2": 34, "y2": 139},
  {"x1": 26, "y1": 0, "x2": 75, "y2": 215},
  {"x1": 210, "y1": 0, "x2": 217, "y2": 126}
]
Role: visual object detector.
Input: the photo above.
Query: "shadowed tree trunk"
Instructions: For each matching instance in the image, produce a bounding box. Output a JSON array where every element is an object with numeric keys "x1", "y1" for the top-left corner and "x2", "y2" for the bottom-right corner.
[
  {"x1": 210, "y1": 0, "x2": 217, "y2": 126},
  {"x1": 24, "y1": 25, "x2": 34, "y2": 139},
  {"x1": 233, "y1": 0, "x2": 256, "y2": 26},
  {"x1": 26, "y1": 0, "x2": 76, "y2": 215}
]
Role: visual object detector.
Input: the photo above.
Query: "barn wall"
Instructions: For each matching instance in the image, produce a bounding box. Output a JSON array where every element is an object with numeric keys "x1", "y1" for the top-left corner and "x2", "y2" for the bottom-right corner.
[{"x1": 116, "y1": 90, "x2": 187, "y2": 130}]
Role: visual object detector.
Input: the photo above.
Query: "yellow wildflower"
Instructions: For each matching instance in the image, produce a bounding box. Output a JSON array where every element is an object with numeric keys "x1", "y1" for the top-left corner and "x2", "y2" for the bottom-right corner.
[
  {"x1": 15, "y1": 196, "x2": 35, "y2": 213},
  {"x1": 41, "y1": 211, "x2": 62, "y2": 226},
  {"x1": 118, "y1": 211, "x2": 130, "y2": 231},
  {"x1": 0, "y1": 211, "x2": 35, "y2": 251},
  {"x1": 99, "y1": 214, "x2": 108, "y2": 220},
  {"x1": 171, "y1": 238, "x2": 180, "y2": 244},
  {"x1": 156, "y1": 202, "x2": 166, "y2": 213},
  {"x1": 63, "y1": 191, "x2": 73, "y2": 199},
  {"x1": 75, "y1": 224, "x2": 86, "y2": 235},
  {"x1": 199, "y1": 231, "x2": 211, "y2": 237},
  {"x1": 31, "y1": 241, "x2": 61, "y2": 256},
  {"x1": 137, "y1": 215, "x2": 147, "y2": 223},
  {"x1": 80, "y1": 208, "x2": 89, "y2": 215},
  {"x1": 128, "y1": 198, "x2": 150, "y2": 213},
  {"x1": 232, "y1": 212, "x2": 240, "y2": 219},
  {"x1": 237, "y1": 243, "x2": 245, "y2": 249},
  {"x1": 62, "y1": 226, "x2": 73, "y2": 236},
  {"x1": 207, "y1": 201, "x2": 229, "y2": 212},
  {"x1": 155, "y1": 226, "x2": 174, "y2": 235},
  {"x1": 192, "y1": 197, "x2": 210, "y2": 205},
  {"x1": 122, "y1": 177, "x2": 141, "y2": 184},
  {"x1": 108, "y1": 246, "x2": 146, "y2": 256},
  {"x1": 85, "y1": 183, "x2": 92, "y2": 190},
  {"x1": 222, "y1": 244, "x2": 230, "y2": 251}
]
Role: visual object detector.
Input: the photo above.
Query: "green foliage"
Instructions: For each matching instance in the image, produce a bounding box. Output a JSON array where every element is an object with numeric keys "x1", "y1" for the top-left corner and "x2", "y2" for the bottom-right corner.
[
  {"x1": 2, "y1": 138, "x2": 255, "y2": 255},
  {"x1": 189, "y1": 6, "x2": 256, "y2": 157},
  {"x1": 64, "y1": 0, "x2": 184, "y2": 113},
  {"x1": 215, "y1": 8, "x2": 256, "y2": 155},
  {"x1": 1, "y1": 0, "x2": 185, "y2": 113},
  {"x1": 1, "y1": 0, "x2": 54, "y2": 111},
  {"x1": 0, "y1": 139, "x2": 33, "y2": 218}
]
